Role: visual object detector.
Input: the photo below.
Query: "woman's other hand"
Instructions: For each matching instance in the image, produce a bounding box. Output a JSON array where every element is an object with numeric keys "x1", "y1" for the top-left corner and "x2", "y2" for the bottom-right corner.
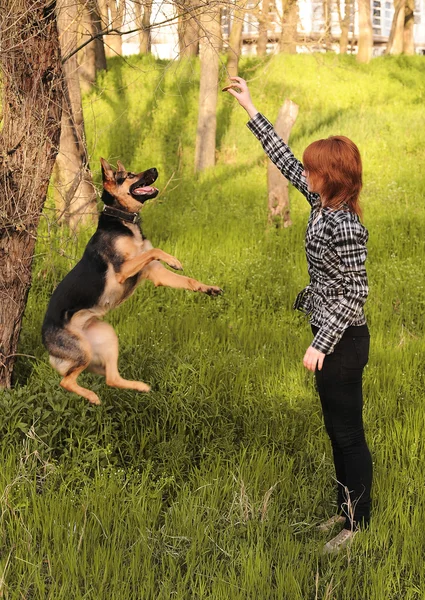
[
  {"x1": 222, "y1": 77, "x2": 259, "y2": 119},
  {"x1": 303, "y1": 345, "x2": 325, "y2": 372}
]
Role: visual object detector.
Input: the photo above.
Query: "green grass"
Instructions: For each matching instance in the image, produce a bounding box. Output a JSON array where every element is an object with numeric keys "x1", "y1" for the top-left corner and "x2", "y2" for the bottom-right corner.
[{"x1": 1, "y1": 53, "x2": 425, "y2": 598}]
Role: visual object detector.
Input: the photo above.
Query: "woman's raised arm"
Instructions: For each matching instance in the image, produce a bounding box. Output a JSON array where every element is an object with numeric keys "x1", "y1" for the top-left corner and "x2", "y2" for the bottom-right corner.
[{"x1": 223, "y1": 77, "x2": 318, "y2": 206}]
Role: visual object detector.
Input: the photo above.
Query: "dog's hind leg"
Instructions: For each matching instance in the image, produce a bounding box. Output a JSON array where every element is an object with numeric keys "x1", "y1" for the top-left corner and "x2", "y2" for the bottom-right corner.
[
  {"x1": 85, "y1": 320, "x2": 151, "y2": 393},
  {"x1": 47, "y1": 331, "x2": 101, "y2": 405},
  {"x1": 60, "y1": 365, "x2": 101, "y2": 406}
]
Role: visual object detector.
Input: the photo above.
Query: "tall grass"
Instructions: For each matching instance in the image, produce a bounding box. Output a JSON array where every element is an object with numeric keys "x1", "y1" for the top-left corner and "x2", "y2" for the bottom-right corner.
[{"x1": 1, "y1": 54, "x2": 425, "y2": 598}]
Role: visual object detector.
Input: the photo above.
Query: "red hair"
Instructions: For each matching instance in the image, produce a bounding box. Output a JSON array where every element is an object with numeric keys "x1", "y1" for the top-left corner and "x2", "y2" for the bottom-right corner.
[{"x1": 302, "y1": 136, "x2": 363, "y2": 218}]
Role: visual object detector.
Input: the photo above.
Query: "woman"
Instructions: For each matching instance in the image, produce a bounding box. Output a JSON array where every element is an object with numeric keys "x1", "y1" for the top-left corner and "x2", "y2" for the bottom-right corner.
[{"x1": 224, "y1": 77, "x2": 372, "y2": 554}]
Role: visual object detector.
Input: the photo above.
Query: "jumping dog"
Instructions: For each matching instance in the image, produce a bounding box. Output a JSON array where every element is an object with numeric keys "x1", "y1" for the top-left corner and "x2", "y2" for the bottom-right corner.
[{"x1": 42, "y1": 158, "x2": 222, "y2": 405}]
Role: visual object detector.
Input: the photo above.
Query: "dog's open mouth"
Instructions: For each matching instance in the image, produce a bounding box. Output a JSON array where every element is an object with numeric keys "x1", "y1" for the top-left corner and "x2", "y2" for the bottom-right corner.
[
  {"x1": 130, "y1": 170, "x2": 159, "y2": 203},
  {"x1": 130, "y1": 184, "x2": 159, "y2": 201}
]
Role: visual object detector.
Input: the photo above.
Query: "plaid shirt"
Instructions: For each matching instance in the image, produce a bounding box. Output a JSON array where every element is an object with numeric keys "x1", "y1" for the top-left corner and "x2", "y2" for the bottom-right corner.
[{"x1": 247, "y1": 113, "x2": 368, "y2": 354}]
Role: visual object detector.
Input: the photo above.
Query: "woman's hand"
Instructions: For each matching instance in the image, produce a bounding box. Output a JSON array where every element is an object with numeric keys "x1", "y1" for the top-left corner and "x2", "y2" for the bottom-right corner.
[
  {"x1": 303, "y1": 345, "x2": 325, "y2": 372},
  {"x1": 222, "y1": 77, "x2": 259, "y2": 119}
]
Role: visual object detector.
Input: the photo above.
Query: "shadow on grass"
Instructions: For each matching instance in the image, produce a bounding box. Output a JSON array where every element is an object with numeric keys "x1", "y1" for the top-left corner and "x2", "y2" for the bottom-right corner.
[
  {"x1": 159, "y1": 58, "x2": 199, "y2": 173},
  {"x1": 291, "y1": 109, "x2": 347, "y2": 143},
  {"x1": 100, "y1": 58, "x2": 164, "y2": 166}
]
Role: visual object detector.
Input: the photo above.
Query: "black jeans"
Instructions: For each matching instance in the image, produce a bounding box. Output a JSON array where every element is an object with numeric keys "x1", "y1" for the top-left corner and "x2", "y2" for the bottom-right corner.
[{"x1": 312, "y1": 324, "x2": 372, "y2": 530}]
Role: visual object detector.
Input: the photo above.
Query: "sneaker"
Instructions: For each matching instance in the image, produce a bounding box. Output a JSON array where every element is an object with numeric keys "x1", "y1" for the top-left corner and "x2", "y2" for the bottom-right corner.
[
  {"x1": 323, "y1": 528, "x2": 357, "y2": 554},
  {"x1": 316, "y1": 515, "x2": 346, "y2": 533}
]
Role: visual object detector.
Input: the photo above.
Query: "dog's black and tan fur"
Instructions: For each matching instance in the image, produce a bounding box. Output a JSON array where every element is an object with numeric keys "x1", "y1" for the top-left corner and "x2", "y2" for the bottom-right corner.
[{"x1": 42, "y1": 159, "x2": 222, "y2": 405}]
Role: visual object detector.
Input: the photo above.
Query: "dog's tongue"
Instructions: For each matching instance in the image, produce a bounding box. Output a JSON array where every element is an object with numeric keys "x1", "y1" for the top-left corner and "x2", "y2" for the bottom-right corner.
[{"x1": 132, "y1": 186, "x2": 157, "y2": 195}]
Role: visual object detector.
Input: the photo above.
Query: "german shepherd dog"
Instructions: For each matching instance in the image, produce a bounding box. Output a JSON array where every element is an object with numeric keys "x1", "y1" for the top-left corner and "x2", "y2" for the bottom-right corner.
[{"x1": 42, "y1": 158, "x2": 222, "y2": 405}]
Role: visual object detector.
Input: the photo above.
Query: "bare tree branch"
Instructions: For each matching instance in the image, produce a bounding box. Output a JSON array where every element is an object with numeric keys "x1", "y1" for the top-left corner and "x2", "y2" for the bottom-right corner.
[{"x1": 61, "y1": 0, "x2": 231, "y2": 63}]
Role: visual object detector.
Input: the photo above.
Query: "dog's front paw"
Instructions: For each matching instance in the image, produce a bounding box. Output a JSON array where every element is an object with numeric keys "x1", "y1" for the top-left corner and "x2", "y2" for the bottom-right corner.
[
  {"x1": 168, "y1": 258, "x2": 183, "y2": 271},
  {"x1": 205, "y1": 285, "x2": 223, "y2": 296}
]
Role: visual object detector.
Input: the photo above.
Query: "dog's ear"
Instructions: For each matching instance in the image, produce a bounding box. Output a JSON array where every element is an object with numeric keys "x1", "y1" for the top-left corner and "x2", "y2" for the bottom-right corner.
[
  {"x1": 116, "y1": 160, "x2": 127, "y2": 174},
  {"x1": 100, "y1": 158, "x2": 114, "y2": 182}
]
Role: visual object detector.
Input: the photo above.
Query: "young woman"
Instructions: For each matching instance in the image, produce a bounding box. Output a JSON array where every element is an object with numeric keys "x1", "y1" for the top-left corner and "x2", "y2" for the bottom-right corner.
[{"x1": 224, "y1": 77, "x2": 372, "y2": 554}]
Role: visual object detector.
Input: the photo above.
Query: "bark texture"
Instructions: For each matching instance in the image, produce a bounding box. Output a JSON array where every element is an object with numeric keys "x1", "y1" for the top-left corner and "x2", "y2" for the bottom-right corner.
[{"x1": 0, "y1": 0, "x2": 63, "y2": 387}]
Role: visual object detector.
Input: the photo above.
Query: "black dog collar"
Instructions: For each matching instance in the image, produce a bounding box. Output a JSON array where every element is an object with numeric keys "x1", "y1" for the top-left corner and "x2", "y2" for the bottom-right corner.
[{"x1": 102, "y1": 205, "x2": 140, "y2": 225}]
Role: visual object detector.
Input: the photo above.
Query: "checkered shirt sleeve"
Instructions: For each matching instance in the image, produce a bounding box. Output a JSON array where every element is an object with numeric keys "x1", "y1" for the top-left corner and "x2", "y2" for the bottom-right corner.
[
  {"x1": 311, "y1": 220, "x2": 369, "y2": 354},
  {"x1": 246, "y1": 113, "x2": 320, "y2": 207},
  {"x1": 246, "y1": 112, "x2": 369, "y2": 355}
]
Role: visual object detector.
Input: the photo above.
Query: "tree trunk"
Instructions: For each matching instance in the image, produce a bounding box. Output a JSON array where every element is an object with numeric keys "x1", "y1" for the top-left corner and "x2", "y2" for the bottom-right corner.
[
  {"x1": 99, "y1": 0, "x2": 125, "y2": 57},
  {"x1": 357, "y1": 0, "x2": 373, "y2": 63},
  {"x1": 267, "y1": 99, "x2": 299, "y2": 228},
  {"x1": 336, "y1": 0, "x2": 353, "y2": 54},
  {"x1": 55, "y1": 0, "x2": 97, "y2": 229},
  {"x1": 177, "y1": 0, "x2": 200, "y2": 57},
  {"x1": 257, "y1": 0, "x2": 270, "y2": 56},
  {"x1": 386, "y1": 0, "x2": 405, "y2": 55},
  {"x1": 194, "y1": 8, "x2": 221, "y2": 171},
  {"x1": 279, "y1": 0, "x2": 298, "y2": 54},
  {"x1": 78, "y1": 0, "x2": 107, "y2": 94},
  {"x1": 323, "y1": 0, "x2": 332, "y2": 51},
  {"x1": 135, "y1": 0, "x2": 153, "y2": 54},
  {"x1": 340, "y1": 24, "x2": 349, "y2": 55},
  {"x1": 217, "y1": 6, "x2": 224, "y2": 52},
  {"x1": 227, "y1": 3, "x2": 245, "y2": 77},
  {"x1": 403, "y1": 0, "x2": 415, "y2": 54},
  {"x1": 78, "y1": 3, "x2": 97, "y2": 92},
  {"x1": 0, "y1": 0, "x2": 63, "y2": 388}
]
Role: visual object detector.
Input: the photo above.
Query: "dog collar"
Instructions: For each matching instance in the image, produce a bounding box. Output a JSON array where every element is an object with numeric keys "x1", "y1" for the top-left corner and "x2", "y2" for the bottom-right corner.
[{"x1": 102, "y1": 205, "x2": 140, "y2": 225}]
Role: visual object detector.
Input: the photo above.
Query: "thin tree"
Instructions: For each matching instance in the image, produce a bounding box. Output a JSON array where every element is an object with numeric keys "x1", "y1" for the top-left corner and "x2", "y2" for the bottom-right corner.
[
  {"x1": 385, "y1": 0, "x2": 406, "y2": 55},
  {"x1": 0, "y1": 0, "x2": 63, "y2": 388},
  {"x1": 257, "y1": 0, "x2": 271, "y2": 56},
  {"x1": 336, "y1": 0, "x2": 354, "y2": 54},
  {"x1": 357, "y1": 0, "x2": 373, "y2": 63},
  {"x1": 195, "y1": 7, "x2": 221, "y2": 171},
  {"x1": 323, "y1": 0, "x2": 332, "y2": 50},
  {"x1": 134, "y1": 0, "x2": 153, "y2": 53},
  {"x1": 55, "y1": 0, "x2": 97, "y2": 229},
  {"x1": 278, "y1": 0, "x2": 298, "y2": 54},
  {"x1": 78, "y1": 0, "x2": 108, "y2": 93},
  {"x1": 177, "y1": 0, "x2": 201, "y2": 56},
  {"x1": 403, "y1": 0, "x2": 415, "y2": 54},
  {"x1": 226, "y1": 1, "x2": 246, "y2": 77},
  {"x1": 98, "y1": 0, "x2": 126, "y2": 57}
]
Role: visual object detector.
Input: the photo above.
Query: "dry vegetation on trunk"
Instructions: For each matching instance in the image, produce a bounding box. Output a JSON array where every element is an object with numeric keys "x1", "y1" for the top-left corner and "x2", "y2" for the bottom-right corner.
[{"x1": 0, "y1": 0, "x2": 63, "y2": 387}]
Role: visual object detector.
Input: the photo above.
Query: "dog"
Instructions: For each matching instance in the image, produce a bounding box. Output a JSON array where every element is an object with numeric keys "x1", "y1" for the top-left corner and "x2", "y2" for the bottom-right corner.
[{"x1": 42, "y1": 158, "x2": 222, "y2": 405}]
